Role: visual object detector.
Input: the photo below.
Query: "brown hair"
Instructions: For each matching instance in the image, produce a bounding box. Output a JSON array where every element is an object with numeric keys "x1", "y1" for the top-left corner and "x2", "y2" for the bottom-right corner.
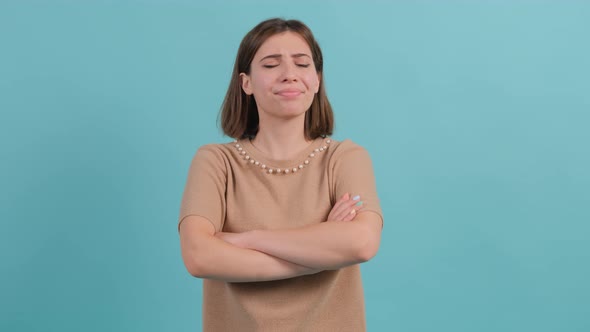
[{"x1": 219, "y1": 18, "x2": 334, "y2": 140}]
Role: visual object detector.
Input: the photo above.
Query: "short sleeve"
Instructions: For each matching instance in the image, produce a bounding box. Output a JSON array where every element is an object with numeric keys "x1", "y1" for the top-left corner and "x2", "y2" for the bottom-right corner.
[
  {"x1": 178, "y1": 145, "x2": 227, "y2": 232},
  {"x1": 330, "y1": 140, "x2": 383, "y2": 226}
]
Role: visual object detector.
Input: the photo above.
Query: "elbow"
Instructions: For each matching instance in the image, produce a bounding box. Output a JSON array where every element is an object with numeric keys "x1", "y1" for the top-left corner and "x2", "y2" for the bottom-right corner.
[
  {"x1": 185, "y1": 260, "x2": 204, "y2": 278},
  {"x1": 356, "y1": 239, "x2": 379, "y2": 263},
  {"x1": 182, "y1": 250, "x2": 210, "y2": 279},
  {"x1": 179, "y1": 217, "x2": 218, "y2": 278},
  {"x1": 354, "y1": 226, "x2": 381, "y2": 263}
]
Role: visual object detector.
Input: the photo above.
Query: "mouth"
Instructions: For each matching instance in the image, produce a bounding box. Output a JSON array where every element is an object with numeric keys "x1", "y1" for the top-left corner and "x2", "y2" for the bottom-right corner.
[{"x1": 275, "y1": 89, "x2": 303, "y2": 98}]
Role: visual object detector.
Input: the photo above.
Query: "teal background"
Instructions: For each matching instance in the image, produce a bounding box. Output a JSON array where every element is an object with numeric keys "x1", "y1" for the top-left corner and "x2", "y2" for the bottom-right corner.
[{"x1": 1, "y1": 1, "x2": 589, "y2": 331}]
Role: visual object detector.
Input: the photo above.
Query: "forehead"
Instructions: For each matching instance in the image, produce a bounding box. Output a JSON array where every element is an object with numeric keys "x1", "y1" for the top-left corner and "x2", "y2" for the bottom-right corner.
[{"x1": 254, "y1": 31, "x2": 312, "y2": 59}]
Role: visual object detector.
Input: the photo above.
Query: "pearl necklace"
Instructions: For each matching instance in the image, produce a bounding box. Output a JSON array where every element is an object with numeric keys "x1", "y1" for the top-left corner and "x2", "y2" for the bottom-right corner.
[{"x1": 232, "y1": 138, "x2": 332, "y2": 175}]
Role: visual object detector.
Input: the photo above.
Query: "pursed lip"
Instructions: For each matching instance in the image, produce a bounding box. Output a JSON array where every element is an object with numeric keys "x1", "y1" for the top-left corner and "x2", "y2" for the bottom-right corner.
[{"x1": 275, "y1": 88, "x2": 303, "y2": 97}]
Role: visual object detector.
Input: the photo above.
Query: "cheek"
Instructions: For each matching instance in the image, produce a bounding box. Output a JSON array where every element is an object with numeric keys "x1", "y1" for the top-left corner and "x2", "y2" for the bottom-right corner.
[
  {"x1": 308, "y1": 74, "x2": 320, "y2": 93},
  {"x1": 255, "y1": 76, "x2": 275, "y2": 93},
  {"x1": 248, "y1": 72, "x2": 272, "y2": 92}
]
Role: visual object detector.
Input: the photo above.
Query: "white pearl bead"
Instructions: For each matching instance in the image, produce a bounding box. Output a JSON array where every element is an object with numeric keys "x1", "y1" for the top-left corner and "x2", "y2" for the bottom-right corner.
[{"x1": 236, "y1": 137, "x2": 333, "y2": 175}]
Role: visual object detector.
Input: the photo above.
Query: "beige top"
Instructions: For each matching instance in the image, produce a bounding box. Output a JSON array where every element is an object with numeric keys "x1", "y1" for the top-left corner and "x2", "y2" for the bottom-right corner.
[{"x1": 179, "y1": 137, "x2": 383, "y2": 331}]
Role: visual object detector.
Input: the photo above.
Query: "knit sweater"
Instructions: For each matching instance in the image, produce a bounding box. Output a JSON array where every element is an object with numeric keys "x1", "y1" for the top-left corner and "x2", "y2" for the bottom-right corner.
[{"x1": 179, "y1": 137, "x2": 383, "y2": 331}]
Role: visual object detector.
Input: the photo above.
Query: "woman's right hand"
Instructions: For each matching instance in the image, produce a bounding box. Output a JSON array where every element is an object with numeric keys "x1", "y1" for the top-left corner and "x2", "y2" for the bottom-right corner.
[{"x1": 326, "y1": 193, "x2": 364, "y2": 222}]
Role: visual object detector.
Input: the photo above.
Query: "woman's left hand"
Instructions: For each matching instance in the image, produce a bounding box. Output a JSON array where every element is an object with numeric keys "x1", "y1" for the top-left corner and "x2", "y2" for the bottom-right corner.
[{"x1": 326, "y1": 193, "x2": 364, "y2": 222}]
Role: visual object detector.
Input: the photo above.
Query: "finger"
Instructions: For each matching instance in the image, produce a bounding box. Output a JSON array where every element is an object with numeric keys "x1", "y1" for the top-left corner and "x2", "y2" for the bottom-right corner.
[
  {"x1": 327, "y1": 193, "x2": 350, "y2": 221},
  {"x1": 343, "y1": 203, "x2": 364, "y2": 221},
  {"x1": 333, "y1": 196, "x2": 362, "y2": 221},
  {"x1": 341, "y1": 208, "x2": 357, "y2": 221},
  {"x1": 334, "y1": 192, "x2": 349, "y2": 205},
  {"x1": 349, "y1": 206, "x2": 365, "y2": 221},
  {"x1": 339, "y1": 204, "x2": 365, "y2": 222},
  {"x1": 330, "y1": 201, "x2": 353, "y2": 221},
  {"x1": 333, "y1": 199, "x2": 359, "y2": 221}
]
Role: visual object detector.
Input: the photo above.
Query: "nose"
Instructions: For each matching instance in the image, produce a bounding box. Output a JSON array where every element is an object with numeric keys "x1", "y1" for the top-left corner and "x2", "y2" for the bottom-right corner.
[{"x1": 281, "y1": 62, "x2": 298, "y2": 82}]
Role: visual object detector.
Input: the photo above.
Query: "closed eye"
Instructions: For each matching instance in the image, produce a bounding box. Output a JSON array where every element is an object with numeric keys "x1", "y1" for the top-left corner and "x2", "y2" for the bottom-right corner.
[{"x1": 297, "y1": 64, "x2": 310, "y2": 68}]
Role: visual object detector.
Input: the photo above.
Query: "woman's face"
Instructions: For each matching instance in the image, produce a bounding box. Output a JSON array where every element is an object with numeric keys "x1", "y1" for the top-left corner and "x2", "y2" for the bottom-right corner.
[{"x1": 240, "y1": 31, "x2": 320, "y2": 121}]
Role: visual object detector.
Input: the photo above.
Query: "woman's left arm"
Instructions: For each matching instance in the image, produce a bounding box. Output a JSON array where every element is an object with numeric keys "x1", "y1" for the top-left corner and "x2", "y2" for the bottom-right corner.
[{"x1": 216, "y1": 210, "x2": 382, "y2": 270}]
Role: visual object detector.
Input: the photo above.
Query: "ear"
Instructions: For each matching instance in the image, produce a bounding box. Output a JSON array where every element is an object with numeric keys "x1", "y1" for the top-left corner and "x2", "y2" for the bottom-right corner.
[{"x1": 240, "y1": 73, "x2": 253, "y2": 95}]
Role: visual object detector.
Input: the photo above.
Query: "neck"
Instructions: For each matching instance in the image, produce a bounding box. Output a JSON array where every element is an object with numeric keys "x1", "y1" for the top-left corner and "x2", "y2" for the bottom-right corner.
[{"x1": 250, "y1": 115, "x2": 313, "y2": 160}]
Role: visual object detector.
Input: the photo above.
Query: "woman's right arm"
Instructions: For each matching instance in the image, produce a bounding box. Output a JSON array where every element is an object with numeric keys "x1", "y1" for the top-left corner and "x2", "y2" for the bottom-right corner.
[{"x1": 179, "y1": 215, "x2": 321, "y2": 283}]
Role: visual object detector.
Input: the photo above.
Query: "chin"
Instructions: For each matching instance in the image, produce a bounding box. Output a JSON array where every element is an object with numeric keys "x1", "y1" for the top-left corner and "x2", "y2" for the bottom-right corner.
[
  {"x1": 259, "y1": 101, "x2": 312, "y2": 120},
  {"x1": 262, "y1": 106, "x2": 306, "y2": 118},
  {"x1": 280, "y1": 108, "x2": 309, "y2": 119}
]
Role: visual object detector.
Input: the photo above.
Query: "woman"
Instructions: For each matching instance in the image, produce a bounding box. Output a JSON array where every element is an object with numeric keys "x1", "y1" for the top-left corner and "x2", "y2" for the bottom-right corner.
[{"x1": 178, "y1": 18, "x2": 383, "y2": 331}]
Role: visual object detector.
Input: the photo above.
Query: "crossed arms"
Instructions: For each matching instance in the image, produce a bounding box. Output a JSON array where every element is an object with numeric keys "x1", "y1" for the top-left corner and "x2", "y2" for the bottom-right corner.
[{"x1": 179, "y1": 193, "x2": 382, "y2": 283}]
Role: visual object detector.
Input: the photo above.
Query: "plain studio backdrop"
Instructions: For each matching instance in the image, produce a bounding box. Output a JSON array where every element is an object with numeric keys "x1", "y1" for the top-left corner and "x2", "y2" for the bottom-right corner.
[{"x1": 1, "y1": 1, "x2": 588, "y2": 331}]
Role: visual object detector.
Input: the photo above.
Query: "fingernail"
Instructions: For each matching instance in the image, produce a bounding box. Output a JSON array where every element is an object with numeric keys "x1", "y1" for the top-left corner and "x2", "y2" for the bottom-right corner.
[
  {"x1": 352, "y1": 195, "x2": 361, "y2": 201},
  {"x1": 355, "y1": 201, "x2": 363, "y2": 206},
  {"x1": 350, "y1": 209, "x2": 356, "y2": 215}
]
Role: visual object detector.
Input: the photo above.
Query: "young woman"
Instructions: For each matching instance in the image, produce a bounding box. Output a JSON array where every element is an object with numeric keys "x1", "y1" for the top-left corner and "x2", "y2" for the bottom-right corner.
[{"x1": 178, "y1": 18, "x2": 383, "y2": 331}]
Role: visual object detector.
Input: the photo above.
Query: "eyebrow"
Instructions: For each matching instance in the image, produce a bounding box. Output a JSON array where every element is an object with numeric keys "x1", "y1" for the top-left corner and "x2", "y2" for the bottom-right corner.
[{"x1": 259, "y1": 53, "x2": 311, "y2": 62}]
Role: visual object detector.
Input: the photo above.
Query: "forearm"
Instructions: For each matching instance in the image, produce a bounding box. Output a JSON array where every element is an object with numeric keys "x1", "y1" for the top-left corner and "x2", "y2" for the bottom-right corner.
[
  {"x1": 184, "y1": 233, "x2": 321, "y2": 282},
  {"x1": 180, "y1": 217, "x2": 321, "y2": 283},
  {"x1": 236, "y1": 213, "x2": 381, "y2": 270}
]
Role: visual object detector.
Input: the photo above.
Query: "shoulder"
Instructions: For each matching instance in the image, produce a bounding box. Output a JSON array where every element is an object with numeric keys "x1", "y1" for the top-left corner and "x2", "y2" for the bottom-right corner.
[
  {"x1": 326, "y1": 138, "x2": 377, "y2": 178},
  {"x1": 189, "y1": 141, "x2": 236, "y2": 170},
  {"x1": 328, "y1": 139, "x2": 372, "y2": 163},
  {"x1": 194, "y1": 142, "x2": 233, "y2": 157}
]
